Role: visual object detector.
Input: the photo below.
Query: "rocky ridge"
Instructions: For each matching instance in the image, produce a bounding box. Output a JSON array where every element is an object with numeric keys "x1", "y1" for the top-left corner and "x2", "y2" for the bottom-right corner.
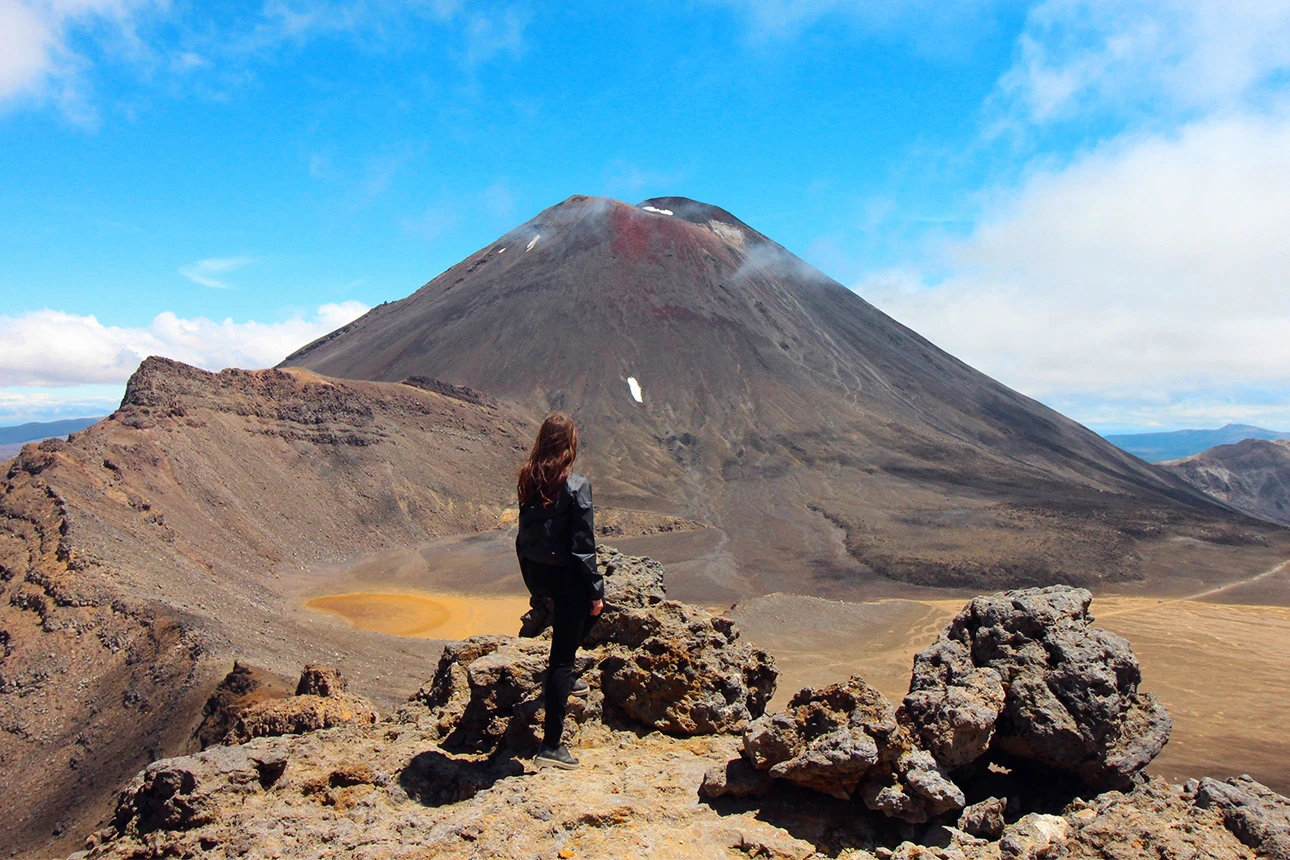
[
  {"x1": 79, "y1": 555, "x2": 1290, "y2": 860},
  {"x1": 1163, "y1": 438, "x2": 1290, "y2": 527},
  {"x1": 0, "y1": 359, "x2": 539, "y2": 857}
]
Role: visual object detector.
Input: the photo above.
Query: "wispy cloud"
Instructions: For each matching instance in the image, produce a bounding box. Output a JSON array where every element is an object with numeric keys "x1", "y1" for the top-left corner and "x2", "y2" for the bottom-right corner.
[
  {"x1": 178, "y1": 256, "x2": 254, "y2": 289},
  {"x1": 705, "y1": 0, "x2": 1002, "y2": 54},
  {"x1": 990, "y1": 0, "x2": 1290, "y2": 129},
  {"x1": 1, "y1": 1, "x2": 530, "y2": 118},
  {"x1": 462, "y1": 8, "x2": 525, "y2": 67},
  {"x1": 0, "y1": 0, "x2": 166, "y2": 120},
  {"x1": 0, "y1": 301, "x2": 370, "y2": 388}
]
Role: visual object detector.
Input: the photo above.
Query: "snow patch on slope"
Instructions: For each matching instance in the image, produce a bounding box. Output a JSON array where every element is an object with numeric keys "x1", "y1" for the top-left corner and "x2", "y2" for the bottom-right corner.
[
  {"x1": 526, "y1": 235, "x2": 540, "y2": 251},
  {"x1": 627, "y1": 377, "x2": 643, "y2": 403},
  {"x1": 641, "y1": 206, "x2": 673, "y2": 216}
]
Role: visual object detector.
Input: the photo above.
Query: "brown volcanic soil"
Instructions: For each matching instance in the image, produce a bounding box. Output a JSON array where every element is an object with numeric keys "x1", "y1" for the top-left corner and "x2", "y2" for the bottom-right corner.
[
  {"x1": 282, "y1": 194, "x2": 1289, "y2": 596},
  {"x1": 0, "y1": 358, "x2": 540, "y2": 857},
  {"x1": 1164, "y1": 438, "x2": 1290, "y2": 526}
]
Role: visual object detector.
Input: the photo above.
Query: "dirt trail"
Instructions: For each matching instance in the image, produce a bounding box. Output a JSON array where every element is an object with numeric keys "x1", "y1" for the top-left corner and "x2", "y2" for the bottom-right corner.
[{"x1": 1100, "y1": 556, "x2": 1290, "y2": 617}]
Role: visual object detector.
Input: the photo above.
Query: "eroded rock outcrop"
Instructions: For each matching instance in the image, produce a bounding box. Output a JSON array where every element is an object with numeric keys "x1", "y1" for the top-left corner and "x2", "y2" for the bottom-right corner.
[
  {"x1": 720, "y1": 585, "x2": 1172, "y2": 829},
  {"x1": 411, "y1": 593, "x2": 776, "y2": 750},
  {"x1": 738, "y1": 677, "x2": 963, "y2": 823},
  {"x1": 594, "y1": 600, "x2": 777, "y2": 735},
  {"x1": 1195, "y1": 774, "x2": 1290, "y2": 859},
  {"x1": 903, "y1": 586, "x2": 1171, "y2": 790},
  {"x1": 224, "y1": 666, "x2": 377, "y2": 744},
  {"x1": 75, "y1": 571, "x2": 1290, "y2": 860}
]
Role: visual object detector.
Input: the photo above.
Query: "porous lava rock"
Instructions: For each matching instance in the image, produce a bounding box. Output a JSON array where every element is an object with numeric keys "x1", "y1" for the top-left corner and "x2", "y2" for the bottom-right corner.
[
  {"x1": 1195, "y1": 774, "x2": 1290, "y2": 859},
  {"x1": 596, "y1": 545, "x2": 668, "y2": 608},
  {"x1": 412, "y1": 636, "x2": 600, "y2": 752},
  {"x1": 1063, "y1": 777, "x2": 1257, "y2": 859},
  {"x1": 739, "y1": 676, "x2": 964, "y2": 823},
  {"x1": 224, "y1": 666, "x2": 377, "y2": 744},
  {"x1": 998, "y1": 812, "x2": 1069, "y2": 859},
  {"x1": 902, "y1": 586, "x2": 1170, "y2": 790},
  {"x1": 594, "y1": 600, "x2": 776, "y2": 735},
  {"x1": 414, "y1": 597, "x2": 775, "y2": 748},
  {"x1": 958, "y1": 796, "x2": 1006, "y2": 840},
  {"x1": 112, "y1": 742, "x2": 288, "y2": 835}
]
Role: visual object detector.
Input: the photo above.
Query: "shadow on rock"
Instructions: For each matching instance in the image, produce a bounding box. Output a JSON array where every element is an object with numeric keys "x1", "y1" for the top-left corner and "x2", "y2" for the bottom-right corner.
[{"x1": 398, "y1": 749, "x2": 525, "y2": 808}]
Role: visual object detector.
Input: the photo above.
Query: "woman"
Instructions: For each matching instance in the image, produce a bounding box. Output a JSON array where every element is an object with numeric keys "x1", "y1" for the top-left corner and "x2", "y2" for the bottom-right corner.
[{"x1": 515, "y1": 412, "x2": 604, "y2": 770}]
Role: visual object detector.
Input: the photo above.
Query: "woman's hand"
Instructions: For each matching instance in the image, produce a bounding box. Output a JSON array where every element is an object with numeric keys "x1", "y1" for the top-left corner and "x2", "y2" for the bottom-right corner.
[{"x1": 590, "y1": 599, "x2": 604, "y2": 616}]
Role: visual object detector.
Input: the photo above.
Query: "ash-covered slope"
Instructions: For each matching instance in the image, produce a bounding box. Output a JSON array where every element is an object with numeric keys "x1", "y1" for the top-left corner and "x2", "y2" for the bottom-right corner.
[
  {"x1": 0, "y1": 359, "x2": 535, "y2": 858},
  {"x1": 283, "y1": 195, "x2": 1274, "y2": 596},
  {"x1": 1164, "y1": 439, "x2": 1290, "y2": 526}
]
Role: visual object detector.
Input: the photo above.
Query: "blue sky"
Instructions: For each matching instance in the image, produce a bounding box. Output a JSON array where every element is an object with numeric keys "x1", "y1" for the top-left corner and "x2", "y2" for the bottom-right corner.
[{"x1": 2, "y1": 0, "x2": 1289, "y2": 432}]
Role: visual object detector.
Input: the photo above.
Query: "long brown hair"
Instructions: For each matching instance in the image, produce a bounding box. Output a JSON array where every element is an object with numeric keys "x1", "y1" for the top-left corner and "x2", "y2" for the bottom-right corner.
[{"x1": 517, "y1": 412, "x2": 579, "y2": 507}]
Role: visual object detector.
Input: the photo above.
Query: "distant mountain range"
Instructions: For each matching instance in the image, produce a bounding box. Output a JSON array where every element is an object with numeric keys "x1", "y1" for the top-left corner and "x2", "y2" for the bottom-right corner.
[
  {"x1": 0, "y1": 417, "x2": 104, "y2": 460},
  {"x1": 1105, "y1": 424, "x2": 1290, "y2": 463},
  {"x1": 0, "y1": 417, "x2": 104, "y2": 446}
]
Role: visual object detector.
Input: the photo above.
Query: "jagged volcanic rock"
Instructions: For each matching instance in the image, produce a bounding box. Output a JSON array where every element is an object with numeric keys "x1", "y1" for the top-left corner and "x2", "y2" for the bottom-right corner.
[
  {"x1": 724, "y1": 585, "x2": 1169, "y2": 826},
  {"x1": 903, "y1": 586, "x2": 1171, "y2": 790},
  {"x1": 1195, "y1": 774, "x2": 1290, "y2": 859},
  {"x1": 224, "y1": 666, "x2": 377, "y2": 745},
  {"x1": 280, "y1": 194, "x2": 1274, "y2": 597},
  {"x1": 76, "y1": 574, "x2": 1290, "y2": 860},
  {"x1": 739, "y1": 676, "x2": 963, "y2": 822},
  {"x1": 409, "y1": 593, "x2": 776, "y2": 750}
]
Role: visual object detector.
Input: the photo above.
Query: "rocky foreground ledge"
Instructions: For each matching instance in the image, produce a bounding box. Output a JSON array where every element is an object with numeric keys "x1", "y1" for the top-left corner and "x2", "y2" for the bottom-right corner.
[{"x1": 74, "y1": 550, "x2": 1290, "y2": 859}]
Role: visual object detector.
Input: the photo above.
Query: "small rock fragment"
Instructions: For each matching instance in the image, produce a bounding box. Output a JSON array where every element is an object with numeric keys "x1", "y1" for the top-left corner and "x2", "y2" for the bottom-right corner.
[{"x1": 957, "y1": 796, "x2": 1006, "y2": 840}]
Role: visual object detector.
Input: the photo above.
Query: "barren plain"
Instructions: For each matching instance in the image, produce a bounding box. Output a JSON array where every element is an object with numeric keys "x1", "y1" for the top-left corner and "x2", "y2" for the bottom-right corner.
[{"x1": 295, "y1": 529, "x2": 1290, "y2": 798}]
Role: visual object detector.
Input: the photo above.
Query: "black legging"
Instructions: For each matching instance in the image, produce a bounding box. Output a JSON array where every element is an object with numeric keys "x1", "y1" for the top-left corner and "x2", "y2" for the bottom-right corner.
[{"x1": 520, "y1": 559, "x2": 599, "y2": 748}]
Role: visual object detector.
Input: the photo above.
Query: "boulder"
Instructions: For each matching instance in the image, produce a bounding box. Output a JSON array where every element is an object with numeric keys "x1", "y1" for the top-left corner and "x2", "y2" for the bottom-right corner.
[
  {"x1": 596, "y1": 545, "x2": 668, "y2": 608},
  {"x1": 902, "y1": 586, "x2": 1170, "y2": 789},
  {"x1": 595, "y1": 600, "x2": 776, "y2": 735},
  {"x1": 741, "y1": 676, "x2": 963, "y2": 822},
  {"x1": 700, "y1": 757, "x2": 774, "y2": 800},
  {"x1": 413, "y1": 635, "x2": 599, "y2": 751},
  {"x1": 296, "y1": 664, "x2": 348, "y2": 697},
  {"x1": 418, "y1": 597, "x2": 775, "y2": 747},
  {"x1": 1195, "y1": 774, "x2": 1290, "y2": 859}
]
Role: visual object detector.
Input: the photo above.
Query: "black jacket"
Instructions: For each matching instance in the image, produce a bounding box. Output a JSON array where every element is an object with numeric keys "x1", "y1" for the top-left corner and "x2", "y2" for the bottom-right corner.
[{"x1": 516, "y1": 473, "x2": 603, "y2": 600}]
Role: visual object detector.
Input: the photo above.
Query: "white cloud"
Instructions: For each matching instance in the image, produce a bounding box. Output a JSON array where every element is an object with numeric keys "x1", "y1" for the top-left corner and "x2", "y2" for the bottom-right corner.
[
  {"x1": 0, "y1": 0, "x2": 54, "y2": 100},
  {"x1": 0, "y1": 384, "x2": 121, "y2": 423},
  {"x1": 178, "y1": 256, "x2": 254, "y2": 289},
  {"x1": 0, "y1": 0, "x2": 162, "y2": 110},
  {"x1": 0, "y1": 301, "x2": 369, "y2": 387},
  {"x1": 863, "y1": 113, "x2": 1290, "y2": 429},
  {"x1": 994, "y1": 0, "x2": 1290, "y2": 125}
]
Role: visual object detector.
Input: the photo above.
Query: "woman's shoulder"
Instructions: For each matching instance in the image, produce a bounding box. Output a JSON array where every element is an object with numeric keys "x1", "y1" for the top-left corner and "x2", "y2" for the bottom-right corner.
[{"x1": 565, "y1": 472, "x2": 592, "y2": 505}]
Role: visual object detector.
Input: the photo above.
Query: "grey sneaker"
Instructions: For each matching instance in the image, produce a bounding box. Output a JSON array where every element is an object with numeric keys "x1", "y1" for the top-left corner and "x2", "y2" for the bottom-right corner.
[
  {"x1": 570, "y1": 678, "x2": 590, "y2": 697},
  {"x1": 534, "y1": 744, "x2": 580, "y2": 770}
]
